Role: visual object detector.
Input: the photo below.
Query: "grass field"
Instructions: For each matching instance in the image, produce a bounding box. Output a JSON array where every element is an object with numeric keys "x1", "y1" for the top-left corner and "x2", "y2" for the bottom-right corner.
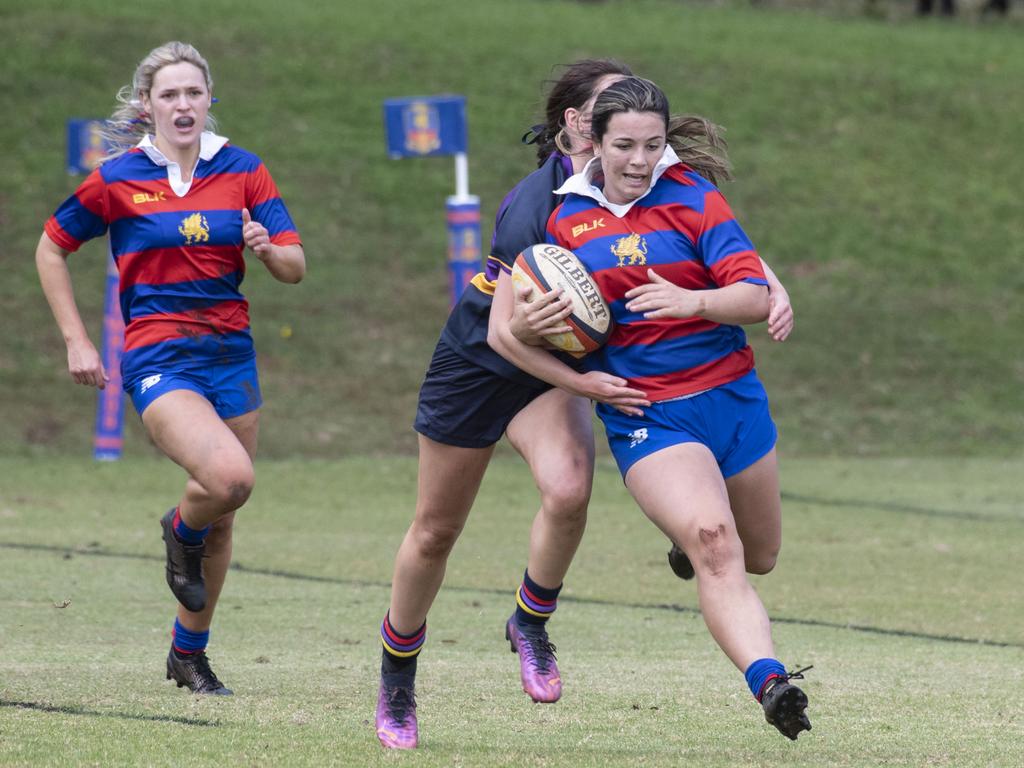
[
  {"x1": 2, "y1": 1, "x2": 1022, "y2": 764},
  {"x1": 1, "y1": 456, "x2": 1021, "y2": 766}
]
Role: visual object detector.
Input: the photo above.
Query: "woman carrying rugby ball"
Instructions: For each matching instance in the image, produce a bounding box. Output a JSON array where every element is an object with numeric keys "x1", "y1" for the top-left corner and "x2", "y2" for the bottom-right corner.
[
  {"x1": 374, "y1": 62, "x2": 794, "y2": 750},
  {"x1": 489, "y1": 76, "x2": 812, "y2": 741}
]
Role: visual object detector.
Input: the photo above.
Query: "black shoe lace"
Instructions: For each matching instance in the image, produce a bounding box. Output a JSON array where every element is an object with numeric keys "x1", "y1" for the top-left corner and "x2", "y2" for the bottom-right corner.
[
  {"x1": 783, "y1": 665, "x2": 813, "y2": 682},
  {"x1": 522, "y1": 631, "x2": 558, "y2": 674},
  {"x1": 761, "y1": 665, "x2": 812, "y2": 704},
  {"x1": 384, "y1": 684, "x2": 416, "y2": 727},
  {"x1": 189, "y1": 651, "x2": 223, "y2": 691}
]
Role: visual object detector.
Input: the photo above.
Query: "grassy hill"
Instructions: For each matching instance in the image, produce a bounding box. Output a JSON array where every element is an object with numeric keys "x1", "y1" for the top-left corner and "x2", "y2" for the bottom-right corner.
[{"x1": 2, "y1": 0, "x2": 1022, "y2": 459}]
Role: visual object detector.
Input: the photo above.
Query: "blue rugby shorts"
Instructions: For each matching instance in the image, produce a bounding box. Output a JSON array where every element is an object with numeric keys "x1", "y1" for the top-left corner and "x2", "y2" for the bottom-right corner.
[
  {"x1": 597, "y1": 369, "x2": 777, "y2": 480},
  {"x1": 124, "y1": 355, "x2": 262, "y2": 420}
]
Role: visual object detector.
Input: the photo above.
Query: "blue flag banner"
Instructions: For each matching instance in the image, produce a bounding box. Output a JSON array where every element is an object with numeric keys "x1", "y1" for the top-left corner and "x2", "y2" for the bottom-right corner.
[
  {"x1": 446, "y1": 196, "x2": 482, "y2": 307},
  {"x1": 383, "y1": 94, "x2": 477, "y2": 306},
  {"x1": 383, "y1": 96, "x2": 467, "y2": 158},
  {"x1": 66, "y1": 119, "x2": 109, "y2": 174},
  {"x1": 93, "y1": 248, "x2": 125, "y2": 461}
]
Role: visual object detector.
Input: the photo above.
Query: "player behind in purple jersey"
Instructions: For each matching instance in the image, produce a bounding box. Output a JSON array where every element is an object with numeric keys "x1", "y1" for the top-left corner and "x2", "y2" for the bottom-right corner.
[
  {"x1": 489, "y1": 76, "x2": 811, "y2": 740},
  {"x1": 36, "y1": 41, "x2": 305, "y2": 695},
  {"x1": 375, "y1": 60, "x2": 795, "y2": 749}
]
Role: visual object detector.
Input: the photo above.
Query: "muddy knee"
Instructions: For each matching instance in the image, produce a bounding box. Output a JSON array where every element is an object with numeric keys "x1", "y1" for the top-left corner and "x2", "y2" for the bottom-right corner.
[
  {"x1": 206, "y1": 468, "x2": 254, "y2": 512},
  {"x1": 694, "y1": 523, "x2": 744, "y2": 577}
]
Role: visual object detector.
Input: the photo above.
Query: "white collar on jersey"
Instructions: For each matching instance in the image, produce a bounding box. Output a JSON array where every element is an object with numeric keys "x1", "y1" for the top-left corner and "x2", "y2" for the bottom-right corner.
[
  {"x1": 553, "y1": 144, "x2": 681, "y2": 218},
  {"x1": 136, "y1": 132, "x2": 229, "y2": 197}
]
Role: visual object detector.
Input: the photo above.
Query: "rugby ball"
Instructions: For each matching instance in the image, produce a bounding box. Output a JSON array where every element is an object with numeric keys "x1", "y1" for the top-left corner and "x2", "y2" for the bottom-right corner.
[{"x1": 511, "y1": 244, "x2": 613, "y2": 357}]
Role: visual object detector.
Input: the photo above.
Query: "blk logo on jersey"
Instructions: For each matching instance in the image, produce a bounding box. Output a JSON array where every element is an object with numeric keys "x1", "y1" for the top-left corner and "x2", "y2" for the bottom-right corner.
[
  {"x1": 611, "y1": 233, "x2": 648, "y2": 267},
  {"x1": 132, "y1": 191, "x2": 166, "y2": 204},
  {"x1": 571, "y1": 218, "x2": 605, "y2": 238},
  {"x1": 178, "y1": 213, "x2": 210, "y2": 245}
]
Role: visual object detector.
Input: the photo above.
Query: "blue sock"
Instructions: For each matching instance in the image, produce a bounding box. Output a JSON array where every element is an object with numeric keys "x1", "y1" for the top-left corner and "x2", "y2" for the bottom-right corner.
[
  {"x1": 172, "y1": 618, "x2": 209, "y2": 656},
  {"x1": 745, "y1": 658, "x2": 786, "y2": 700},
  {"x1": 514, "y1": 569, "x2": 561, "y2": 626},
  {"x1": 173, "y1": 507, "x2": 210, "y2": 545}
]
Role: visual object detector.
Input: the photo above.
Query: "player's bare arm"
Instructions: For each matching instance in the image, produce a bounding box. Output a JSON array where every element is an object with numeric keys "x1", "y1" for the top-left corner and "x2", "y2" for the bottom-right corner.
[
  {"x1": 509, "y1": 282, "x2": 573, "y2": 345},
  {"x1": 625, "y1": 269, "x2": 769, "y2": 326},
  {"x1": 242, "y1": 208, "x2": 306, "y2": 283},
  {"x1": 489, "y1": 273, "x2": 649, "y2": 415},
  {"x1": 759, "y1": 258, "x2": 794, "y2": 342},
  {"x1": 35, "y1": 232, "x2": 109, "y2": 389}
]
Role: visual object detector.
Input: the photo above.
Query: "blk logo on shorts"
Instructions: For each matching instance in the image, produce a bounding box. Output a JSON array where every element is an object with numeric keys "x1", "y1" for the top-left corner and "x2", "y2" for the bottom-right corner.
[{"x1": 628, "y1": 428, "x2": 648, "y2": 448}]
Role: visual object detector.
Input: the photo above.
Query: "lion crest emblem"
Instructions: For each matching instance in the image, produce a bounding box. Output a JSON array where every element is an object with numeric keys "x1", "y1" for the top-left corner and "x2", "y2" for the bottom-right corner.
[
  {"x1": 611, "y1": 233, "x2": 648, "y2": 267},
  {"x1": 178, "y1": 212, "x2": 210, "y2": 245}
]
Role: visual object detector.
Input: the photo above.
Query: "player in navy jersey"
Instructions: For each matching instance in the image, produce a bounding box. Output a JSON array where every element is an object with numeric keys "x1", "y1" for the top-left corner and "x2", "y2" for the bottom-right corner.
[
  {"x1": 36, "y1": 42, "x2": 305, "y2": 695},
  {"x1": 489, "y1": 77, "x2": 812, "y2": 740},
  {"x1": 375, "y1": 61, "x2": 796, "y2": 749}
]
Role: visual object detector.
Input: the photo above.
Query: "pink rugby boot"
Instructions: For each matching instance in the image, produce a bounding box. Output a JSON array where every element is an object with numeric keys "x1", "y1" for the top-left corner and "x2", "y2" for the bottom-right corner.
[
  {"x1": 505, "y1": 615, "x2": 562, "y2": 703},
  {"x1": 375, "y1": 673, "x2": 418, "y2": 749}
]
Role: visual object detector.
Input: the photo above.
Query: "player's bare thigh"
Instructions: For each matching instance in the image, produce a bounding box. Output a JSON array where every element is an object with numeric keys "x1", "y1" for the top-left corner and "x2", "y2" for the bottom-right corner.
[
  {"x1": 725, "y1": 448, "x2": 781, "y2": 574},
  {"x1": 224, "y1": 408, "x2": 259, "y2": 459},
  {"x1": 413, "y1": 433, "x2": 495, "y2": 525},
  {"x1": 624, "y1": 442, "x2": 740, "y2": 565},
  {"x1": 142, "y1": 389, "x2": 256, "y2": 502},
  {"x1": 505, "y1": 388, "x2": 595, "y2": 496}
]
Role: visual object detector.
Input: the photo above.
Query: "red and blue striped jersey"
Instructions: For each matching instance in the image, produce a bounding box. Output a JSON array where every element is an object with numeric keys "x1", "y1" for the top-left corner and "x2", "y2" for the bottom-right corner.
[
  {"x1": 44, "y1": 135, "x2": 301, "y2": 379},
  {"x1": 547, "y1": 162, "x2": 766, "y2": 402}
]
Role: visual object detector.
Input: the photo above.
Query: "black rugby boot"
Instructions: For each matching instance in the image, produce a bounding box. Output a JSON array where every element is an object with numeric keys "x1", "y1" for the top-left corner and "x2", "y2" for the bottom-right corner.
[
  {"x1": 160, "y1": 508, "x2": 207, "y2": 612},
  {"x1": 166, "y1": 646, "x2": 233, "y2": 695},
  {"x1": 761, "y1": 666, "x2": 813, "y2": 740},
  {"x1": 667, "y1": 543, "x2": 695, "y2": 580}
]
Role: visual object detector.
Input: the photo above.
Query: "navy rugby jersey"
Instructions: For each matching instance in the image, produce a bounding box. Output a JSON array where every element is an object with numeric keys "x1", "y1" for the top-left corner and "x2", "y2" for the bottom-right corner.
[
  {"x1": 44, "y1": 133, "x2": 301, "y2": 380},
  {"x1": 547, "y1": 156, "x2": 767, "y2": 402},
  {"x1": 440, "y1": 152, "x2": 574, "y2": 386}
]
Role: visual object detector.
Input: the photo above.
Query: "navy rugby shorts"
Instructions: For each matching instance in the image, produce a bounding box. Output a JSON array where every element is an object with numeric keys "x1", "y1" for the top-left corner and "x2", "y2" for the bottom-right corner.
[
  {"x1": 414, "y1": 337, "x2": 549, "y2": 449},
  {"x1": 597, "y1": 369, "x2": 777, "y2": 480}
]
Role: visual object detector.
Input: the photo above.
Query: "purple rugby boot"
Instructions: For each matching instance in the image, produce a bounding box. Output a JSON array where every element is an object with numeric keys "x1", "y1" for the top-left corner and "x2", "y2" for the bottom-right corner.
[
  {"x1": 505, "y1": 615, "x2": 562, "y2": 703},
  {"x1": 375, "y1": 673, "x2": 418, "y2": 749}
]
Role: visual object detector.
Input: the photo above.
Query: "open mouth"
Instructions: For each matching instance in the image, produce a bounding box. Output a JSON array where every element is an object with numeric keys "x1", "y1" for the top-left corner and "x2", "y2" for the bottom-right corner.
[{"x1": 174, "y1": 117, "x2": 195, "y2": 129}]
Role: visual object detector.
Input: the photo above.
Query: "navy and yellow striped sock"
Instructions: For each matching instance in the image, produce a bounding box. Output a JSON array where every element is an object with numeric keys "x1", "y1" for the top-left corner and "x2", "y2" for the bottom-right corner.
[
  {"x1": 514, "y1": 569, "x2": 561, "y2": 627},
  {"x1": 380, "y1": 612, "x2": 425, "y2": 675}
]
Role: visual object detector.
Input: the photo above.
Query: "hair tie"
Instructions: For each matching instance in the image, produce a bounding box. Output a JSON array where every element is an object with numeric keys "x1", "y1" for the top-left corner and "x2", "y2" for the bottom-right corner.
[
  {"x1": 521, "y1": 124, "x2": 545, "y2": 145},
  {"x1": 211, "y1": 97, "x2": 219, "y2": 104}
]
